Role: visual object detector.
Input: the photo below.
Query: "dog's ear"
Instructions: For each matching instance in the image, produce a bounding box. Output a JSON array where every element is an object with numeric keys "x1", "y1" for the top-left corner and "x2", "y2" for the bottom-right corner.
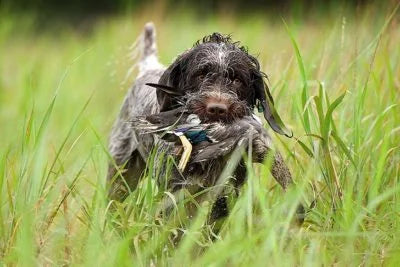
[
  {"x1": 253, "y1": 71, "x2": 293, "y2": 137},
  {"x1": 157, "y1": 52, "x2": 189, "y2": 111}
]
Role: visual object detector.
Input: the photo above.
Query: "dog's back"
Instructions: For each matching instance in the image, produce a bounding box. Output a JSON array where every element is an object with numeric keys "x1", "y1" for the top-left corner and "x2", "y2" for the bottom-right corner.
[{"x1": 108, "y1": 23, "x2": 164, "y2": 200}]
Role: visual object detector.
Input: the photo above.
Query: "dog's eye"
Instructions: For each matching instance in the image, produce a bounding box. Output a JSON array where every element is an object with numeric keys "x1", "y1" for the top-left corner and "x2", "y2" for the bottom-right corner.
[
  {"x1": 232, "y1": 78, "x2": 242, "y2": 86},
  {"x1": 197, "y1": 75, "x2": 205, "y2": 81}
]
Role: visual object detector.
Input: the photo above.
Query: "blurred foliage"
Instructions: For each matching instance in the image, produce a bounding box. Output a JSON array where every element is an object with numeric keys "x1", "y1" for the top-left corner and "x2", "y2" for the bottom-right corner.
[{"x1": 0, "y1": 0, "x2": 375, "y2": 17}]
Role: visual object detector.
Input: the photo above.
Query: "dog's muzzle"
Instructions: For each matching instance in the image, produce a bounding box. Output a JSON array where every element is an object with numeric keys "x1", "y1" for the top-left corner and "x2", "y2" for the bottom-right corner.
[{"x1": 187, "y1": 91, "x2": 249, "y2": 123}]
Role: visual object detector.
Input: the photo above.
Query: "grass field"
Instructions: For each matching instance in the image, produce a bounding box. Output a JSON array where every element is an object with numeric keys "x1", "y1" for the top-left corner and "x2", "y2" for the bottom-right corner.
[{"x1": 1, "y1": 3, "x2": 400, "y2": 266}]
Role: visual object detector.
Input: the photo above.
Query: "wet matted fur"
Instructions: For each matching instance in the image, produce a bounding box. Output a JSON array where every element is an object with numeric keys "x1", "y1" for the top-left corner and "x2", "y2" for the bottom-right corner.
[{"x1": 107, "y1": 23, "x2": 302, "y2": 225}]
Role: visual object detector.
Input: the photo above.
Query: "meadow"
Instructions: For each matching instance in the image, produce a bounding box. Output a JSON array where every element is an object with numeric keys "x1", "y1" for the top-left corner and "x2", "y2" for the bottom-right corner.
[{"x1": 0, "y1": 3, "x2": 399, "y2": 266}]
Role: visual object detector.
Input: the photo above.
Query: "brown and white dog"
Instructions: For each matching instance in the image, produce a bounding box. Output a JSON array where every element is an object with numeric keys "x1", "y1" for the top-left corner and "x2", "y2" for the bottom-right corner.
[{"x1": 107, "y1": 23, "x2": 302, "y2": 225}]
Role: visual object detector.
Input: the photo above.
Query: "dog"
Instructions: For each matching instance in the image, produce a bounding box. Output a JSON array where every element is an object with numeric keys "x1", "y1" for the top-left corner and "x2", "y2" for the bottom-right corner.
[{"x1": 107, "y1": 23, "x2": 302, "y2": 225}]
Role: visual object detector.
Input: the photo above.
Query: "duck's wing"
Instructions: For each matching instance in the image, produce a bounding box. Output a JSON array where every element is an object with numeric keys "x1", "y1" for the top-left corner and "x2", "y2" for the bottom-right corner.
[
  {"x1": 130, "y1": 107, "x2": 188, "y2": 133},
  {"x1": 191, "y1": 116, "x2": 271, "y2": 162},
  {"x1": 191, "y1": 136, "x2": 242, "y2": 162},
  {"x1": 145, "y1": 106, "x2": 187, "y2": 125}
]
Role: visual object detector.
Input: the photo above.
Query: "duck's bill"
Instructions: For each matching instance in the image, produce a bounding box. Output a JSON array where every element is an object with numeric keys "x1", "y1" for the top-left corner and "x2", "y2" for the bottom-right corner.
[
  {"x1": 177, "y1": 135, "x2": 192, "y2": 172},
  {"x1": 146, "y1": 83, "x2": 183, "y2": 96}
]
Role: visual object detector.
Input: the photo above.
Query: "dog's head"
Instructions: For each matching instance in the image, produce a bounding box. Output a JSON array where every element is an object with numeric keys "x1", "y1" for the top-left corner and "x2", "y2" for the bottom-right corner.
[{"x1": 151, "y1": 33, "x2": 291, "y2": 137}]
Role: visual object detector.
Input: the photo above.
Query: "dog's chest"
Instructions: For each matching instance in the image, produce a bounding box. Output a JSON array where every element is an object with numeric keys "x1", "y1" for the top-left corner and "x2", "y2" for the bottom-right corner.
[
  {"x1": 185, "y1": 160, "x2": 227, "y2": 187},
  {"x1": 152, "y1": 136, "x2": 228, "y2": 192}
]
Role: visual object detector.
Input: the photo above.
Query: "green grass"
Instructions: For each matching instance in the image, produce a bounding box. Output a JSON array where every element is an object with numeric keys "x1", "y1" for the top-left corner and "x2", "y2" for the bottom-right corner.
[{"x1": 1, "y1": 3, "x2": 400, "y2": 266}]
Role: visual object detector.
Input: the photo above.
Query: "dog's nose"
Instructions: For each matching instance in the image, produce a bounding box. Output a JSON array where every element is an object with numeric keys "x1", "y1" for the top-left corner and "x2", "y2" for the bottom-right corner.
[{"x1": 206, "y1": 102, "x2": 228, "y2": 116}]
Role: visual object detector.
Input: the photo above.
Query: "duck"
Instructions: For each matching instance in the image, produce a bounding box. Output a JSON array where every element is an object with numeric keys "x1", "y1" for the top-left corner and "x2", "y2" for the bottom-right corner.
[
  {"x1": 131, "y1": 106, "x2": 211, "y2": 171},
  {"x1": 131, "y1": 105, "x2": 268, "y2": 173}
]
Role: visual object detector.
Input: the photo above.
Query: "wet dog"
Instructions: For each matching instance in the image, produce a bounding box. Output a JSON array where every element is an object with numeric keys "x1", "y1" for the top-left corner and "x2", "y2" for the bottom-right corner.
[{"x1": 107, "y1": 23, "x2": 301, "y2": 225}]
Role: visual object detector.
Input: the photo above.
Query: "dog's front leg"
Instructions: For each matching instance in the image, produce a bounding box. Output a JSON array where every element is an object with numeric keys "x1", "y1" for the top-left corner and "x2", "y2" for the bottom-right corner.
[
  {"x1": 207, "y1": 161, "x2": 246, "y2": 238},
  {"x1": 208, "y1": 130, "x2": 304, "y2": 235},
  {"x1": 252, "y1": 136, "x2": 293, "y2": 190},
  {"x1": 252, "y1": 134, "x2": 305, "y2": 224}
]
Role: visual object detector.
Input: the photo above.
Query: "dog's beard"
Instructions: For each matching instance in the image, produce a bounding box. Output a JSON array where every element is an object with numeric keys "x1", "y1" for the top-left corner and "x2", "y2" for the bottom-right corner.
[{"x1": 186, "y1": 90, "x2": 250, "y2": 123}]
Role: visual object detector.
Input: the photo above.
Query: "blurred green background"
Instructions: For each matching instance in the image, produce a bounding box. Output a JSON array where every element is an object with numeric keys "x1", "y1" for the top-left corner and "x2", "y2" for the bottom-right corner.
[{"x1": 0, "y1": 0, "x2": 399, "y2": 266}]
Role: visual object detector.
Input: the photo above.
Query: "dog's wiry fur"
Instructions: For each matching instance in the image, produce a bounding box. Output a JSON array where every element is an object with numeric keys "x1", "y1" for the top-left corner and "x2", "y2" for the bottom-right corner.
[
  {"x1": 107, "y1": 23, "x2": 163, "y2": 198},
  {"x1": 108, "y1": 23, "x2": 298, "y2": 224}
]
